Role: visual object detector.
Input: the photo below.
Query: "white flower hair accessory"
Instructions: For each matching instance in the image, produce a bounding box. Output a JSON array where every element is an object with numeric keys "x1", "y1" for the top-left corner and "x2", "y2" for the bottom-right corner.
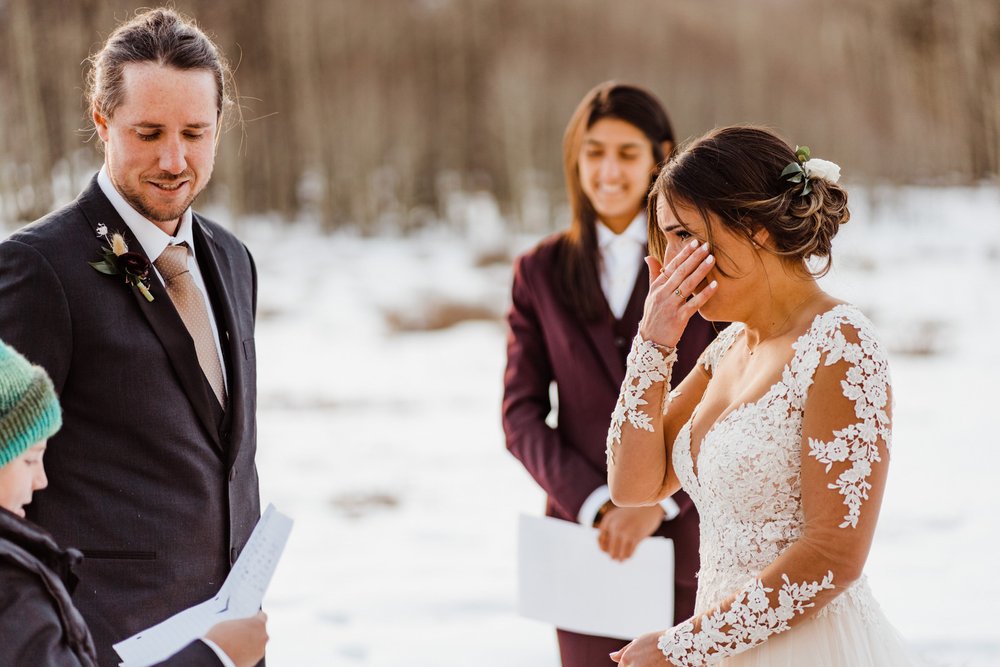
[{"x1": 780, "y1": 146, "x2": 841, "y2": 196}]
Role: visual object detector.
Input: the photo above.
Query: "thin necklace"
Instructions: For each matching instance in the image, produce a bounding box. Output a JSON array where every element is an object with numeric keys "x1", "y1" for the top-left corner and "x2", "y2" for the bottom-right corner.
[{"x1": 745, "y1": 290, "x2": 822, "y2": 356}]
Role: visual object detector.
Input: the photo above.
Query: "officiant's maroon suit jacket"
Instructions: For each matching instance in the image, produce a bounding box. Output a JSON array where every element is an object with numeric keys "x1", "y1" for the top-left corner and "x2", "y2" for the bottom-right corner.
[
  {"x1": 503, "y1": 234, "x2": 717, "y2": 631},
  {"x1": 0, "y1": 177, "x2": 260, "y2": 666}
]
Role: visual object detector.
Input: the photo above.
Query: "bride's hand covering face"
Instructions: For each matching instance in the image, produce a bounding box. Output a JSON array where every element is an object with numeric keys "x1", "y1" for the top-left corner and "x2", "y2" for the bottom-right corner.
[
  {"x1": 639, "y1": 245, "x2": 716, "y2": 348},
  {"x1": 636, "y1": 197, "x2": 719, "y2": 348}
]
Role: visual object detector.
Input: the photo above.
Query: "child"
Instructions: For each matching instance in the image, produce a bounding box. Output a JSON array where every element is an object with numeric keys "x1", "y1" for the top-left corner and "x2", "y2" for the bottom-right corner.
[{"x1": 0, "y1": 339, "x2": 267, "y2": 666}]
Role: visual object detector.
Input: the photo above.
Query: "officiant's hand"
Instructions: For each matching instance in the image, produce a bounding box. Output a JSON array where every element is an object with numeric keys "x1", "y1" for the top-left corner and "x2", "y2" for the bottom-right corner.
[
  {"x1": 205, "y1": 611, "x2": 269, "y2": 667},
  {"x1": 597, "y1": 505, "x2": 665, "y2": 561},
  {"x1": 609, "y1": 629, "x2": 679, "y2": 666}
]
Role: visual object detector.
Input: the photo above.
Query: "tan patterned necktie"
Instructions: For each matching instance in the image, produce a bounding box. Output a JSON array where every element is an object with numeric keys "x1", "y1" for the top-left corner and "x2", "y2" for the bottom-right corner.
[{"x1": 154, "y1": 243, "x2": 227, "y2": 406}]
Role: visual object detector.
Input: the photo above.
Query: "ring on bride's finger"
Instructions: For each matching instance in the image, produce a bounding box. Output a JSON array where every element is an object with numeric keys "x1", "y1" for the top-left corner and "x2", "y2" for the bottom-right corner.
[{"x1": 674, "y1": 288, "x2": 684, "y2": 299}]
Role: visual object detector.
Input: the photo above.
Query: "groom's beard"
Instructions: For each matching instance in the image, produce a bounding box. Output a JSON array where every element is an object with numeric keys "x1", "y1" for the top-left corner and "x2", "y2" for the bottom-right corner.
[{"x1": 116, "y1": 171, "x2": 204, "y2": 224}]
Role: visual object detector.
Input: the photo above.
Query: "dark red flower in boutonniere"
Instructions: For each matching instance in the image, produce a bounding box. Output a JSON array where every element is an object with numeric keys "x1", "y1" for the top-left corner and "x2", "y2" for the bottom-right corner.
[
  {"x1": 89, "y1": 228, "x2": 155, "y2": 302},
  {"x1": 119, "y1": 252, "x2": 151, "y2": 280}
]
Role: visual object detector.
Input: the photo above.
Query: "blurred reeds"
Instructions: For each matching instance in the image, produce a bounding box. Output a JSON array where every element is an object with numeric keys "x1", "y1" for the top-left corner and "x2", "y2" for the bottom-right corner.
[{"x1": 1, "y1": 0, "x2": 997, "y2": 228}]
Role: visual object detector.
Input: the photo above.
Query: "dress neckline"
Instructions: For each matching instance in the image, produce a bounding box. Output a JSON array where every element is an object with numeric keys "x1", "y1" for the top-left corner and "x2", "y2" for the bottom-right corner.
[{"x1": 684, "y1": 302, "x2": 856, "y2": 480}]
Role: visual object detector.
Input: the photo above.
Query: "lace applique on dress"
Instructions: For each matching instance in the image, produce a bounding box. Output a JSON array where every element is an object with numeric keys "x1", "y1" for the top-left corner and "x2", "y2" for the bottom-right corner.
[
  {"x1": 658, "y1": 571, "x2": 835, "y2": 665},
  {"x1": 803, "y1": 322, "x2": 892, "y2": 528},
  {"x1": 818, "y1": 576, "x2": 880, "y2": 624},
  {"x1": 663, "y1": 304, "x2": 897, "y2": 664},
  {"x1": 605, "y1": 334, "x2": 677, "y2": 465},
  {"x1": 698, "y1": 323, "x2": 744, "y2": 376}
]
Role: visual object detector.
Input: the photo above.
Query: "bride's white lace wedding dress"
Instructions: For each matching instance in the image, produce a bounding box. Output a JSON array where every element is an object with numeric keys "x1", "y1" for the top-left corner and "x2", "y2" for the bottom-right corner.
[{"x1": 609, "y1": 304, "x2": 926, "y2": 666}]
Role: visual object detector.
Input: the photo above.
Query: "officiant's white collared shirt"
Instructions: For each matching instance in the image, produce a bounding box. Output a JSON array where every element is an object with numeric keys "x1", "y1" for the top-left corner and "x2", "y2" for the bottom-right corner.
[
  {"x1": 579, "y1": 212, "x2": 681, "y2": 525},
  {"x1": 97, "y1": 167, "x2": 228, "y2": 391},
  {"x1": 597, "y1": 213, "x2": 648, "y2": 320}
]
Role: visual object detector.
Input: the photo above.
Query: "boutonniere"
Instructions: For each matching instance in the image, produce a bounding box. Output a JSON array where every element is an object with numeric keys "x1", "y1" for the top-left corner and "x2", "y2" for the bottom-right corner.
[{"x1": 89, "y1": 224, "x2": 154, "y2": 302}]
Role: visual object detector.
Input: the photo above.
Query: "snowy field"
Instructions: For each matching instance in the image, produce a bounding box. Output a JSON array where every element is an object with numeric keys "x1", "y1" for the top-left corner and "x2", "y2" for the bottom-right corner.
[
  {"x1": 237, "y1": 184, "x2": 1000, "y2": 666},
  {"x1": 5, "y1": 183, "x2": 996, "y2": 665}
]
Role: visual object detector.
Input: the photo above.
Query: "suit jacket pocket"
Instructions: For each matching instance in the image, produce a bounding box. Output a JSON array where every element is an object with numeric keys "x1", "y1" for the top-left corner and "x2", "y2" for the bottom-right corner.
[{"x1": 81, "y1": 549, "x2": 157, "y2": 560}]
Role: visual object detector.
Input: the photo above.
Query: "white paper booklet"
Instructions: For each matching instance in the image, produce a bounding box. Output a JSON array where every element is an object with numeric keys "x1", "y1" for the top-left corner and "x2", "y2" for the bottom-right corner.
[
  {"x1": 113, "y1": 503, "x2": 294, "y2": 667},
  {"x1": 517, "y1": 513, "x2": 674, "y2": 640}
]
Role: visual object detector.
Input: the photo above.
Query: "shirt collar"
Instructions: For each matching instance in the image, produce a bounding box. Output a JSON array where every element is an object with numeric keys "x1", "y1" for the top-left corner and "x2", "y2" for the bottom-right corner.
[
  {"x1": 97, "y1": 166, "x2": 195, "y2": 262},
  {"x1": 596, "y1": 211, "x2": 648, "y2": 249}
]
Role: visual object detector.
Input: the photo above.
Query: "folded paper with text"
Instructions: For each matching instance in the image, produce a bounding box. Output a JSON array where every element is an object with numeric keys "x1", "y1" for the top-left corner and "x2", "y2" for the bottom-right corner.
[{"x1": 113, "y1": 503, "x2": 293, "y2": 667}]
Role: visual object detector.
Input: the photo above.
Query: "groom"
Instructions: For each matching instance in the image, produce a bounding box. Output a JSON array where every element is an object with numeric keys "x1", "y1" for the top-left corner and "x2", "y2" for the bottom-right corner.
[{"x1": 0, "y1": 9, "x2": 260, "y2": 666}]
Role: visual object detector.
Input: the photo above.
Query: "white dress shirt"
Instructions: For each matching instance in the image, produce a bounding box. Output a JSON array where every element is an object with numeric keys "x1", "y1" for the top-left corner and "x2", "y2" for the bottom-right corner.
[
  {"x1": 578, "y1": 212, "x2": 681, "y2": 525},
  {"x1": 596, "y1": 213, "x2": 648, "y2": 319},
  {"x1": 97, "y1": 167, "x2": 228, "y2": 391}
]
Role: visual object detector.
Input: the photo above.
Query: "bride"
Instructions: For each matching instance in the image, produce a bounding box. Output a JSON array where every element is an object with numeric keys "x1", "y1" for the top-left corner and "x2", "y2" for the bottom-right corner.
[{"x1": 607, "y1": 126, "x2": 925, "y2": 666}]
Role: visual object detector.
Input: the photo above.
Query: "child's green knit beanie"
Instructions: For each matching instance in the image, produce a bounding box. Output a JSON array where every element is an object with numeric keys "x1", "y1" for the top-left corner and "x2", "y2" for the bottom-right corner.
[{"x1": 0, "y1": 339, "x2": 61, "y2": 468}]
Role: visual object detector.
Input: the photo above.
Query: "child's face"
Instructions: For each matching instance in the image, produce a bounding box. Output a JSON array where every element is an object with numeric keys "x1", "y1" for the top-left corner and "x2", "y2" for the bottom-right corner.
[{"x1": 0, "y1": 442, "x2": 48, "y2": 517}]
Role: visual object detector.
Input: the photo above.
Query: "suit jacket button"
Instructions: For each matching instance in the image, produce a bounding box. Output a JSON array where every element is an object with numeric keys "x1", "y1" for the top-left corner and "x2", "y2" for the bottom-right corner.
[
  {"x1": 221, "y1": 430, "x2": 231, "y2": 442},
  {"x1": 614, "y1": 336, "x2": 626, "y2": 348}
]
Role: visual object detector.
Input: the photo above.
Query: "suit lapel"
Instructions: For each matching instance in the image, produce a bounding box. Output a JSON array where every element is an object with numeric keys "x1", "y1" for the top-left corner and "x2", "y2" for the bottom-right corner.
[
  {"x1": 580, "y1": 312, "x2": 620, "y2": 387},
  {"x1": 192, "y1": 216, "x2": 247, "y2": 467},
  {"x1": 622, "y1": 264, "x2": 650, "y2": 343},
  {"x1": 76, "y1": 178, "x2": 223, "y2": 454},
  {"x1": 578, "y1": 254, "x2": 651, "y2": 388}
]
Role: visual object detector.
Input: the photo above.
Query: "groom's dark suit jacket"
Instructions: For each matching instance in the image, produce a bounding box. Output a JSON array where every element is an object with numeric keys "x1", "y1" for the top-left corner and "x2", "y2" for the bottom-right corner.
[
  {"x1": 503, "y1": 234, "x2": 718, "y2": 629},
  {"x1": 0, "y1": 177, "x2": 260, "y2": 666}
]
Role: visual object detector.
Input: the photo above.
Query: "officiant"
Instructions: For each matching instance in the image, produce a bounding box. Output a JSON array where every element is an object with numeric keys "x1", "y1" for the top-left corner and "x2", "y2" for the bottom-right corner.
[{"x1": 502, "y1": 82, "x2": 717, "y2": 666}]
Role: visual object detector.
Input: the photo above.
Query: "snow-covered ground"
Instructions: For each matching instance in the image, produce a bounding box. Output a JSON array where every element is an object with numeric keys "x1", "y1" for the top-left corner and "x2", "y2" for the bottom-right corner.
[
  {"x1": 241, "y1": 184, "x2": 1000, "y2": 666},
  {"x1": 9, "y1": 181, "x2": 992, "y2": 665}
]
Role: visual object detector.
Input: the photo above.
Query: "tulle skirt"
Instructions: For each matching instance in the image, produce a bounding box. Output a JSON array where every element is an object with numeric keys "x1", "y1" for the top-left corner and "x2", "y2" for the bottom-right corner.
[{"x1": 708, "y1": 578, "x2": 929, "y2": 666}]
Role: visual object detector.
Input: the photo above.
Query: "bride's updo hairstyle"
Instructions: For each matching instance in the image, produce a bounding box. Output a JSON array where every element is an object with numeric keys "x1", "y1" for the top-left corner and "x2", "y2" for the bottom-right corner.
[{"x1": 648, "y1": 126, "x2": 850, "y2": 277}]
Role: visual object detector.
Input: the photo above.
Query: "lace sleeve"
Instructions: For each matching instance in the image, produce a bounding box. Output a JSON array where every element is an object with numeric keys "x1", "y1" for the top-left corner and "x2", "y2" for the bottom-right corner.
[
  {"x1": 605, "y1": 334, "x2": 678, "y2": 466},
  {"x1": 606, "y1": 330, "x2": 715, "y2": 505},
  {"x1": 657, "y1": 314, "x2": 893, "y2": 665}
]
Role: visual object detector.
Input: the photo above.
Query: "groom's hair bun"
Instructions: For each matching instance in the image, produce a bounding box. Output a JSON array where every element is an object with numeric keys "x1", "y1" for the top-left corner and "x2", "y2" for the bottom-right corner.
[
  {"x1": 647, "y1": 125, "x2": 849, "y2": 278},
  {"x1": 86, "y1": 8, "x2": 235, "y2": 128}
]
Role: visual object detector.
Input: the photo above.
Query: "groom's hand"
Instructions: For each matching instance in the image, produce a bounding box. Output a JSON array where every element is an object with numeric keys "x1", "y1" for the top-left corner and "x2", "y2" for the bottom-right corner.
[
  {"x1": 204, "y1": 611, "x2": 269, "y2": 667},
  {"x1": 597, "y1": 505, "x2": 665, "y2": 561}
]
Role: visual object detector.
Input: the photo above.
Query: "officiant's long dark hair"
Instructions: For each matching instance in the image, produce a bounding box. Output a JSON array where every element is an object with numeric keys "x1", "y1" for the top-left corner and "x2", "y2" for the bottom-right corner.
[{"x1": 555, "y1": 82, "x2": 675, "y2": 321}]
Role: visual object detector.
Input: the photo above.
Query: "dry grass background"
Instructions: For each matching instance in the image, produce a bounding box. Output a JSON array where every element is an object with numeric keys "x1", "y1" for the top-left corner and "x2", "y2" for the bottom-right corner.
[{"x1": 1, "y1": 0, "x2": 997, "y2": 229}]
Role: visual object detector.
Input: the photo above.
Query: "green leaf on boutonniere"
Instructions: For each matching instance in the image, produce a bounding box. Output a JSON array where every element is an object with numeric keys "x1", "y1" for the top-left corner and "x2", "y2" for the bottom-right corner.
[
  {"x1": 89, "y1": 228, "x2": 155, "y2": 302},
  {"x1": 89, "y1": 260, "x2": 120, "y2": 275},
  {"x1": 801, "y1": 180, "x2": 812, "y2": 196}
]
